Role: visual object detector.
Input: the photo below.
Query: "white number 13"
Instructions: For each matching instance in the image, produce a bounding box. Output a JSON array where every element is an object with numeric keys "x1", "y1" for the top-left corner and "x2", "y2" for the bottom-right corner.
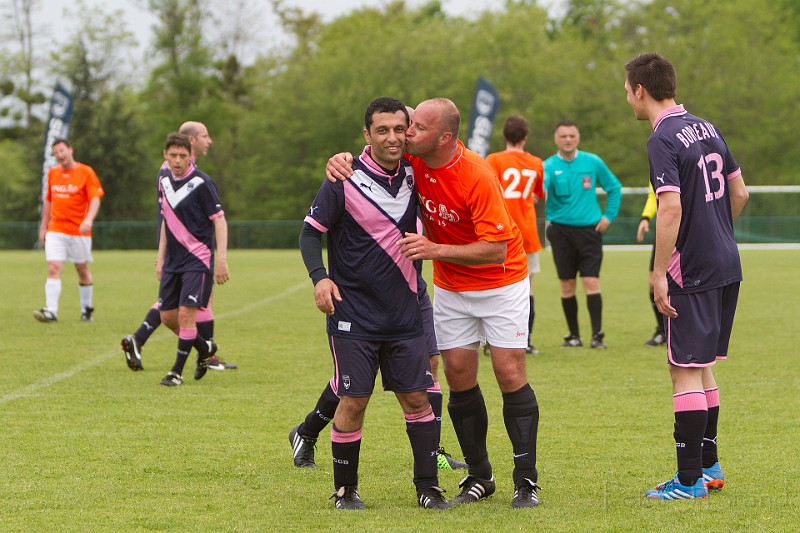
[{"x1": 697, "y1": 152, "x2": 725, "y2": 202}]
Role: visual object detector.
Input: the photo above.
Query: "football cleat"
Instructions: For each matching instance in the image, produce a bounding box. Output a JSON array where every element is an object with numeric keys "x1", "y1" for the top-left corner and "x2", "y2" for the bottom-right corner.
[
  {"x1": 121, "y1": 335, "x2": 144, "y2": 371},
  {"x1": 194, "y1": 340, "x2": 218, "y2": 380},
  {"x1": 450, "y1": 475, "x2": 496, "y2": 506},
  {"x1": 289, "y1": 424, "x2": 317, "y2": 468},
  {"x1": 436, "y1": 447, "x2": 467, "y2": 470},
  {"x1": 81, "y1": 306, "x2": 94, "y2": 322},
  {"x1": 218, "y1": 356, "x2": 237, "y2": 369},
  {"x1": 205, "y1": 355, "x2": 226, "y2": 371},
  {"x1": 417, "y1": 485, "x2": 450, "y2": 510},
  {"x1": 590, "y1": 331, "x2": 607, "y2": 349},
  {"x1": 511, "y1": 478, "x2": 541, "y2": 508},
  {"x1": 159, "y1": 371, "x2": 183, "y2": 387},
  {"x1": 646, "y1": 475, "x2": 708, "y2": 500},
  {"x1": 561, "y1": 334, "x2": 583, "y2": 347},
  {"x1": 645, "y1": 330, "x2": 667, "y2": 346},
  {"x1": 33, "y1": 309, "x2": 58, "y2": 323},
  {"x1": 702, "y1": 462, "x2": 725, "y2": 491},
  {"x1": 330, "y1": 486, "x2": 365, "y2": 510}
]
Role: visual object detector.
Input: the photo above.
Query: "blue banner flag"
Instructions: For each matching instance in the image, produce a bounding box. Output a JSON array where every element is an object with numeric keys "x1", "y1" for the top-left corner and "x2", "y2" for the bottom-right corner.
[
  {"x1": 466, "y1": 77, "x2": 500, "y2": 158},
  {"x1": 40, "y1": 81, "x2": 74, "y2": 210}
]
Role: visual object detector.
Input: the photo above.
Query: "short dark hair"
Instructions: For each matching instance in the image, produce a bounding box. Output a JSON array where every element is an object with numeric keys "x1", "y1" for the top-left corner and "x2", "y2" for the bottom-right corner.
[
  {"x1": 365, "y1": 97, "x2": 409, "y2": 130},
  {"x1": 555, "y1": 120, "x2": 578, "y2": 131},
  {"x1": 625, "y1": 53, "x2": 677, "y2": 101},
  {"x1": 52, "y1": 138, "x2": 71, "y2": 149},
  {"x1": 164, "y1": 133, "x2": 192, "y2": 152},
  {"x1": 503, "y1": 115, "x2": 529, "y2": 144}
]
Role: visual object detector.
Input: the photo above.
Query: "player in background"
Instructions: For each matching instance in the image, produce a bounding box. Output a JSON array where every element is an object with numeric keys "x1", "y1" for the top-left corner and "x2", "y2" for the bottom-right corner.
[
  {"x1": 486, "y1": 114, "x2": 545, "y2": 355},
  {"x1": 156, "y1": 133, "x2": 229, "y2": 387},
  {"x1": 327, "y1": 98, "x2": 542, "y2": 509},
  {"x1": 543, "y1": 121, "x2": 622, "y2": 349},
  {"x1": 624, "y1": 52, "x2": 749, "y2": 499},
  {"x1": 121, "y1": 121, "x2": 235, "y2": 371},
  {"x1": 301, "y1": 97, "x2": 447, "y2": 510},
  {"x1": 34, "y1": 139, "x2": 104, "y2": 323},
  {"x1": 636, "y1": 184, "x2": 667, "y2": 346}
]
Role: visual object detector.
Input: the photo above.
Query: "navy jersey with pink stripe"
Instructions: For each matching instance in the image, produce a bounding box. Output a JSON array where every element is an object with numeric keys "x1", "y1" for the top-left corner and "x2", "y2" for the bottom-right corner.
[
  {"x1": 158, "y1": 164, "x2": 224, "y2": 273},
  {"x1": 648, "y1": 104, "x2": 742, "y2": 294},
  {"x1": 304, "y1": 150, "x2": 420, "y2": 340}
]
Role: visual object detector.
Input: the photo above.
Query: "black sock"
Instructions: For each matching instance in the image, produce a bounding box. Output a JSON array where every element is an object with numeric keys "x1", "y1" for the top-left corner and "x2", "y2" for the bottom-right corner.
[
  {"x1": 406, "y1": 408, "x2": 439, "y2": 490},
  {"x1": 331, "y1": 424, "x2": 361, "y2": 489},
  {"x1": 135, "y1": 307, "x2": 162, "y2": 346},
  {"x1": 502, "y1": 383, "x2": 539, "y2": 484},
  {"x1": 197, "y1": 319, "x2": 214, "y2": 342},
  {"x1": 703, "y1": 405, "x2": 720, "y2": 468},
  {"x1": 428, "y1": 387, "x2": 443, "y2": 445},
  {"x1": 650, "y1": 291, "x2": 665, "y2": 333},
  {"x1": 301, "y1": 382, "x2": 339, "y2": 439},
  {"x1": 192, "y1": 335, "x2": 210, "y2": 357},
  {"x1": 527, "y1": 295, "x2": 535, "y2": 344},
  {"x1": 674, "y1": 410, "x2": 707, "y2": 486},
  {"x1": 448, "y1": 385, "x2": 491, "y2": 479},
  {"x1": 586, "y1": 293, "x2": 602, "y2": 335},
  {"x1": 561, "y1": 296, "x2": 579, "y2": 337},
  {"x1": 171, "y1": 336, "x2": 193, "y2": 375}
]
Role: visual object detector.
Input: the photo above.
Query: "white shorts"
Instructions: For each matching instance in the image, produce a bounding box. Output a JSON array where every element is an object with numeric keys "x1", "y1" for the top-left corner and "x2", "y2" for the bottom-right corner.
[
  {"x1": 433, "y1": 278, "x2": 529, "y2": 351},
  {"x1": 45, "y1": 232, "x2": 93, "y2": 264},
  {"x1": 527, "y1": 252, "x2": 541, "y2": 275}
]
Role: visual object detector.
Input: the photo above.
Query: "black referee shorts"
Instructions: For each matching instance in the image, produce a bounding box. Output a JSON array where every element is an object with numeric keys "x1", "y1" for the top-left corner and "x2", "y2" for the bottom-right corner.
[{"x1": 546, "y1": 222, "x2": 603, "y2": 280}]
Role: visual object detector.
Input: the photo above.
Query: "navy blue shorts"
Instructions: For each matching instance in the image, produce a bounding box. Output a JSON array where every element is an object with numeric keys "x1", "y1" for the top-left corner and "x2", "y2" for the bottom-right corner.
[
  {"x1": 546, "y1": 222, "x2": 603, "y2": 279},
  {"x1": 159, "y1": 270, "x2": 213, "y2": 311},
  {"x1": 666, "y1": 283, "x2": 740, "y2": 367},
  {"x1": 419, "y1": 289, "x2": 439, "y2": 357},
  {"x1": 328, "y1": 335, "x2": 433, "y2": 398}
]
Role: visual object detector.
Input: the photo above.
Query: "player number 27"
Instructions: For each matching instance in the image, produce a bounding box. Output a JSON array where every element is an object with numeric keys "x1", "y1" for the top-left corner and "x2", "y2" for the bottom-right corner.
[
  {"x1": 697, "y1": 152, "x2": 725, "y2": 202},
  {"x1": 502, "y1": 168, "x2": 537, "y2": 199}
]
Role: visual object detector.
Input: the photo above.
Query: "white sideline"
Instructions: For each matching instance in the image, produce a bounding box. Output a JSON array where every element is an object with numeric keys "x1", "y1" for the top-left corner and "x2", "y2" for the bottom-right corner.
[{"x1": 0, "y1": 281, "x2": 307, "y2": 406}]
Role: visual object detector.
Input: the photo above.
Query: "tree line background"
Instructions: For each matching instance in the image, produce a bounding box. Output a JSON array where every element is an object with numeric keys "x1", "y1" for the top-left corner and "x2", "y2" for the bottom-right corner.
[{"x1": 1, "y1": 0, "x2": 798, "y2": 224}]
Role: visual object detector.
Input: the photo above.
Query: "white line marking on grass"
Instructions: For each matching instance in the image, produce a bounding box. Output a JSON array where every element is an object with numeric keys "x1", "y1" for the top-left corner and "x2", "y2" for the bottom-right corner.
[{"x1": 0, "y1": 281, "x2": 307, "y2": 406}]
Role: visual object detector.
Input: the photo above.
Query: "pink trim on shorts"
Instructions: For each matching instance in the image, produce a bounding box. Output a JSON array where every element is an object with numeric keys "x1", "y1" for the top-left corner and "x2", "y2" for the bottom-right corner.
[
  {"x1": 179, "y1": 327, "x2": 197, "y2": 340},
  {"x1": 328, "y1": 376, "x2": 340, "y2": 398},
  {"x1": 673, "y1": 391, "x2": 707, "y2": 412},
  {"x1": 331, "y1": 426, "x2": 362, "y2": 443},
  {"x1": 405, "y1": 406, "x2": 435, "y2": 424},
  {"x1": 705, "y1": 388, "x2": 720, "y2": 408}
]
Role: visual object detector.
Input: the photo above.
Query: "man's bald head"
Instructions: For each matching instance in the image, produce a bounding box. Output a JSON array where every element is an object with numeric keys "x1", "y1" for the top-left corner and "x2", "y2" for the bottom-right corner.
[{"x1": 179, "y1": 121, "x2": 212, "y2": 158}]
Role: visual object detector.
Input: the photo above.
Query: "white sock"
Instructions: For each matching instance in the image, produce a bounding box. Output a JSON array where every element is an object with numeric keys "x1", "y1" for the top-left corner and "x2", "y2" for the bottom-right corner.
[
  {"x1": 79, "y1": 284, "x2": 93, "y2": 311},
  {"x1": 45, "y1": 278, "x2": 61, "y2": 315}
]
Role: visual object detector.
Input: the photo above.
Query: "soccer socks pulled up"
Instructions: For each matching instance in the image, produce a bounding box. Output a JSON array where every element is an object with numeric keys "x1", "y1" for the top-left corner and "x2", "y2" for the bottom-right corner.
[
  {"x1": 405, "y1": 406, "x2": 439, "y2": 490},
  {"x1": 45, "y1": 278, "x2": 61, "y2": 314},
  {"x1": 171, "y1": 328, "x2": 196, "y2": 375},
  {"x1": 331, "y1": 424, "x2": 361, "y2": 489},
  {"x1": 703, "y1": 387, "x2": 720, "y2": 468},
  {"x1": 196, "y1": 307, "x2": 214, "y2": 341},
  {"x1": 428, "y1": 382, "x2": 443, "y2": 443},
  {"x1": 586, "y1": 293, "x2": 602, "y2": 335},
  {"x1": 135, "y1": 305, "x2": 162, "y2": 346},
  {"x1": 561, "y1": 296, "x2": 579, "y2": 337},
  {"x1": 448, "y1": 385, "x2": 491, "y2": 479},
  {"x1": 302, "y1": 380, "x2": 340, "y2": 439},
  {"x1": 673, "y1": 391, "x2": 708, "y2": 486},
  {"x1": 502, "y1": 383, "x2": 539, "y2": 484}
]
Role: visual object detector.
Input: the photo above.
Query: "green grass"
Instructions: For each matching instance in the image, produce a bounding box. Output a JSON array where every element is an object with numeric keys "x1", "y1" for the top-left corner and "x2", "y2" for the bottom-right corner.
[{"x1": 1, "y1": 248, "x2": 798, "y2": 532}]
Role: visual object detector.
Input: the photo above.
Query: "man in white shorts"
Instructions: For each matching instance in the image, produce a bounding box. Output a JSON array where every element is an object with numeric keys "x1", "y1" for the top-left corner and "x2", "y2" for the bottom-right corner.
[
  {"x1": 35, "y1": 139, "x2": 104, "y2": 322},
  {"x1": 327, "y1": 98, "x2": 542, "y2": 509}
]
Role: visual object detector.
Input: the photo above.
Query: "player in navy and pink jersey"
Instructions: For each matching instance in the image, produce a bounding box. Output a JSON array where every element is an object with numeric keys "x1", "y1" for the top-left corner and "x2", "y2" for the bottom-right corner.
[
  {"x1": 299, "y1": 97, "x2": 446, "y2": 511},
  {"x1": 156, "y1": 133, "x2": 230, "y2": 387},
  {"x1": 625, "y1": 53, "x2": 749, "y2": 500}
]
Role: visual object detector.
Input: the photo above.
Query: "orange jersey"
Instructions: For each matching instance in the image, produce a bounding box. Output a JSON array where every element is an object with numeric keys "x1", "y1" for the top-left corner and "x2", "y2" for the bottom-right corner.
[
  {"x1": 45, "y1": 163, "x2": 104, "y2": 236},
  {"x1": 409, "y1": 141, "x2": 527, "y2": 292},
  {"x1": 485, "y1": 150, "x2": 545, "y2": 253}
]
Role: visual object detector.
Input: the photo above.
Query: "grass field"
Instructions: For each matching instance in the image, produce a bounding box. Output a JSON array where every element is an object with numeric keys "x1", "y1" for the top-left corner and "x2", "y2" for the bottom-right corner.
[{"x1": 2, "y1": 248, "x2": 798, "y2": 532}]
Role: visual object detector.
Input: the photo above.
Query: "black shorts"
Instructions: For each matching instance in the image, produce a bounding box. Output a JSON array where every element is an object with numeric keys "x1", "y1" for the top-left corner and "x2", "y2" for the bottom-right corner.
[
  {"x1": 546, "y1": 222, "x2": 603, "y2": 280},
  {"x1": 419, "y1": 290, "x2": 439, "y2": 357},
  {"x1": 666, "y1": 283, "x2": 740, "y2": 367},
  {"x1": 328, "y1": 335, "x2": 433, "y2": 397},
  {"x1": 159, "y1": 270, "x2": 213, "y2": 311}
]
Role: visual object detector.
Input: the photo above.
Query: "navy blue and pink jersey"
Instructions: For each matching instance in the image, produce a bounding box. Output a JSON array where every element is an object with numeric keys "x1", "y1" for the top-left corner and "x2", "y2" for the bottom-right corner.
[
  {"x1": 304, "y1": 147, "x2": 421, "y2": 340},
  {"x1": 158, "y1": 163, "x2": 224, "y2": 273},
  {"x1": 648, "y1": 104, "x2": 742, "y2": 294}
]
